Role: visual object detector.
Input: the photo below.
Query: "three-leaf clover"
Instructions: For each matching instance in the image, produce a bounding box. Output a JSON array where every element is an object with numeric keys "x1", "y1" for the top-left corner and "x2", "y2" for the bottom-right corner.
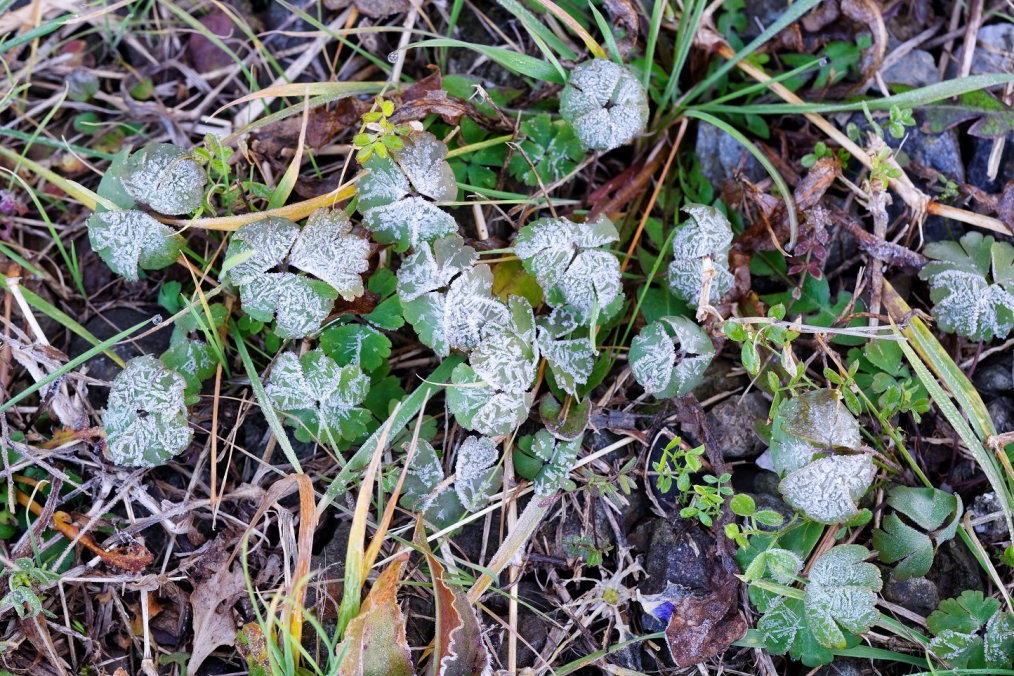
[
  {"x1": 560, "y1": 59, "x2": 649, "y2": 152},
  {"x1": 804, "y1": 545, "x2": 882, "y2": 650},
  {"x1": 630, "y1": 315, "x2": 715, "y2": 398},
  {"x1": 872, "y1": 486, "x2": 962, "y2": 580},
  {"x1": 527, "y1": 428, "x2": 582, "y2": 496},
  {"x1": 400, "y1": 436, "x2": 502, "y2": 528},
  {"x1": 507, "y1": 114, "x2": 584, "y2": 186},
  {"x1": 668, "y1": 204, "x2": 735, "y2": 307},
  {"x1": 102, "y1": 355, "x2": 193, "y2": 468},
  {"x1": 927, "y1": 590, "x2": 1014, "y2": 669},
  {"x1": 160, "y1": 339, "x2": 217, "y2": 404}
]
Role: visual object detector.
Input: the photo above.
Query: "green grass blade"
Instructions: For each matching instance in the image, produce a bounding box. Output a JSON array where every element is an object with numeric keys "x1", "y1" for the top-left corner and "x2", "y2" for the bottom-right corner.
[
  {"x1": 402, "y1": 39, "x2": 566, "y2": 84},
  {"x1": 0, "y1": 129, "x2": 116, "y2": 161},
  {"x1": 663, "y1": 0, "x2": 707, "y2": 103},
  {"x1": 496, "y1": 0, "x2": 578, "y2": 61},
  {"x1": 0, "y1": 14, "x2": 71, "y2": 55},
  {"x1": 642, "y1": 0, "x2": 666, "y2": 91}
]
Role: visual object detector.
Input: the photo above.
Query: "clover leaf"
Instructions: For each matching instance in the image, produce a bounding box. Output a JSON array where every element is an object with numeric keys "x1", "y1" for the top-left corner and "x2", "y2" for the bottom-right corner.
[
  {"x1": 455, "y1": 436, "x2": 502, "y2": 512},
  {"x1": 400, "y1": 438, "x2": 465, "y2": 529},
  {"x1": 396, "y1": 235, "x2": 477, "y2": 303},
  {"x1": 559, "y1": 59, "x2": 649, "y2": 152},
  {"x1": 289, "y1": 207, "x2": 371, "y2": 301},
  {"x1": 537, "y1": 331, "x2": 594, "y2": 397},
  {"x1": 928, "y1": 591, "x2": 1014, "y2": 669},
  {"x1": 507, "y1": 114, "x2": 584, "y2": 186},
  {"x1": 88, "y1": 210, "x2": 186, "y2": 282},
  {"x1": 468, "y1": 296, "x2": 539, "y2": 394},
  {"x1": 668, "y1": 204, "x2": 735, "y2": 307},
  {"x1": 447, "y1": 363, "x2": 532, "y2": 437},
  {"x1": 629, "y1": 315, "x2": 714, "y2": 398},
  {"x1": 758, "y1": 596, "x2": 839, "y2": 667},
  {"x1": 102, "y1": 355, "x2": 193, "y2": 468},
  {"x1": 513, "y1": 214, "x2": 621, "y2": 315},
  {"x1": 804, "y1": 545, "x2": 882, "y2": 650},
  {"x1": 528, "y1": 428, "x2": 582, "y2": 496},
  {"x1": 265, "y1": 350, "x2": 372, "y2": 443},
  {"x1": 779, "y1": 454, "x2": 875, "y2": 525},
  {"x1": 118, "y1": 143, "x2": 207, "y2": 215},
  {"x1": 160, "y1": 339, "x2": 217, "y2": 404},
  {"x1": 769, "y1": 388, "x2": 863, "y2": 476},
  {"x1": 919, "y1": 232, "x2": 1014, "y2": 341},
  {"x1": 872, "y1": 486, "x2": 962, "y2": 580},
  {"x1": 319, "y1": 323, "x2": 392, "y2": 373}
]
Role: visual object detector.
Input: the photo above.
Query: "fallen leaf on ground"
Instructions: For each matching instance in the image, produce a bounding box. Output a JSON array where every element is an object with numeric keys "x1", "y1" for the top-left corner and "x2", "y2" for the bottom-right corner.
[{"x1": 188, "y1": 540, "x2": 247, "y2": 675}]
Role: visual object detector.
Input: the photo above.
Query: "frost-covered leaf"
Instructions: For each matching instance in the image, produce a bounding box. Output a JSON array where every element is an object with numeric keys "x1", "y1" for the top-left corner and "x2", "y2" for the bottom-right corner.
[
  {"x1": 514, "y1": 215, "x2": 621, "y2": 315},
  {"x1": 454, "y1": 436, "x2": 502, "y2": 512},
  {"x1": 102, "y1": 355, "x2": 192, "y2": 468},
  {"x1": 357, "y1": 154, "x2": 410, "y2": 211},
  {"x1": 804, "y1": 545, "x2": 882, "y2": 650},
  {"x1": 668, "y1": 204, "x2": 735, "y2": 307},
  {"x1": 223, "y1": 217, "x2": 300, "y2": 286},
  {"x1": 873, "y1": 486, "x2": 962, "y2": 581},
  {"x1": 927, "y1": 591, "x2": 1014, "y2": 669},
  {"x1": 265, "y1": 350, "x2": 371, "y2": 441},
  {"x1": 402, "y1": 292, "x2": 449, "y2": 356},
  {"x1": 629, "y1": 316, "x2": 714, "y2": 398},
  {"x1": 118, "y1": 143, "x2": 207, "y2": 215},
  {"x1": 447, "y1": 363, "x2": 532, "y2": 436},
  {"x1": 400, "y1": 439, "x2": 464, "y2": 528},
  {"x1": 362, "y1": 196, "x2": 458, "y2": 252},
  {"x1": 559, "y1": 59, "x2": 649, "y2": 152},
  {"x1": 538, "y1": 330, "x2": 594, "y2": 397},
  {"x1": 920, "y1": 232, "x2": 1014, "y2": 341},
  {"x1": 757, "y1": 597, "x2": 836, "y2": 668},
  {"x1": 160, "y1": 339, "x2": 216, "y2": 402},
  {"x1": 529, "y1": 428, "x2": 582, "y2": 496},
  {"x1": 872, "y1": 514, "x2": 933, "y2": 581},
  {"x1": 779, "y1": 454, "x2": 875, "y2": 524},
  {"x1": 469, "y1": 296, "x2": 538, "y2": 393},
  {"x1": 444, "y1": 266, "x2": 511, "y2": 352},
  {"x1": 88, "y1": 210, "x2": 186, "y2": 282},
  {"x1": 289, "y1": 207, "x2": 370, "y2": 301},
  {"x1": 397, "y1": 235, "x2": 477, "y2": 302},
  {"x1": 319, "y1": 323, "x2": 391, "y2": 372},
  {"x1": 770, "y1": 389, "x2": 861, "y2": 477},
  {"x1": 764, "y1": 549, "x2": 803, "y2": 585},
  {"x1": 391, "y1": 132, "x2": 458, "y2": 203},
  {"x1": 239, "y1": 273, "x2": 336, "y2": 339}
]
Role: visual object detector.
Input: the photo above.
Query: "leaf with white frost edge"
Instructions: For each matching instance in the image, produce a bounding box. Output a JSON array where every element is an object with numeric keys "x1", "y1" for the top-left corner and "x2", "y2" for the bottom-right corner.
[
  {"x1": 804, "y1": 545, "x2": 882, "y2": 650},
  {"x1": 559, "y1": 59, "x2": 649, "y2": 152},
  {"x1": 118, "y1": 143, "x2": 207, "y2": 215},
  {"x1": 455, "y1": 436, "x2": 502, "y2": 512},
  {"x1": 447, "y1": 363, "x2": 532, "y2": 437},
  {"x1": 88, "y1": 210, "x2": 186, "y2": 282},
  {"x1": 469, "y1": 296, "x2": 538, "y2": 394},
  {"x1": 530, "y1": 428, "x2": 581, "y2": 496},
  {"x1": 769, "y1": 389, "x2": 861, "y2": 476},
  {"x1": 265, "y1": 350, "x2": 372, "y2": 441},
  {"x1": 538, "y1": 330, "x2": 594, "y2": 396},
  {"x1": 362, "y1": 196, "x2": 458, "y2": 252},
  {"x1": 391, "y1": 132, "x2": 458, "y2": 203},
  {"x1": 779, "y1": 454, "x2": 875, "y2": 525},
  {"x1": 160, "y1": 339, "x2": 216, "y2": 402},
  {"x1": 289, "y1": 208, "x2": 370, "y2": 301},
  {"x1": 926, "y1": 270, "x2": 1014, "y2": 342},
  {"x1": 629, "y1": 316, "x2": 714, "y2": 399},
  {"x1": 399, "y1": 439, "x2": 465, "y2": 528},
  {"x1": 444, "y1": 265, "x2": 511, "y2": 352},
  {"x1": 223, "y1": 217, "x2": 300, "y2": 286},
  {"x1": 668, "y1": 204, "x2": 735, "y2": 307},
  {"x1": 102, "y1": 355, "x2": 192, "y2": 468},
  {"x1": 239, "y1": 272, "x2": 336, "y2": 339},
  {"x1": 397, "y1": 235, "x2": 477, "y2": 302},
  {"x1": 357, "y1": 153, "x2": 410, "y2": 211}
]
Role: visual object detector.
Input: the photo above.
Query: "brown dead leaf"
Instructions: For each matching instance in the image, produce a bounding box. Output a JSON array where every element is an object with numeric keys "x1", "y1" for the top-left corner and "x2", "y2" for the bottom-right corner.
[
  {"x1": 601, "y1": 0, "x2": 639, "y2": 56},
  {"x1": 49, "y1": 510, "x2": 153, "y2": 573},
  {"x1": 335, "y1": 553, "x2": 414, "y2": 676},
  {"x1": 323, "y1": 0, "x2": 410, "y2": 18},
  {"x1": 188, "y1": 538, "x2": 247, "y2": 676},
  {"x1": 251, "y1": 98, "x2": 368, "y2": 168},
  {"x1": 390, "y1": 71, "x2": 505, "y2": 130},
  {"x1": 996, "y1": 180, "x2": 1014, "y2": 230}
]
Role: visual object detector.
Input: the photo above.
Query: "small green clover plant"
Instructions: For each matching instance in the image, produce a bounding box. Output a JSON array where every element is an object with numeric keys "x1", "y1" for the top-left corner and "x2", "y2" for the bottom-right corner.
[
  {"x1": 872, "y1": 486, "x2": 961, "y2": 580},
  {"x1": 508, "y1": 114, "x2": 584, "y2": 186},
  {"x1": 352, "y1": 96, "x2": 418, "y2": 163},
  {"x1": 927, "y1": 590, "x2": 1014, "y2": 670},
  {"x1": 1, "y1": 558, "x2": 60, "y2": 618}
]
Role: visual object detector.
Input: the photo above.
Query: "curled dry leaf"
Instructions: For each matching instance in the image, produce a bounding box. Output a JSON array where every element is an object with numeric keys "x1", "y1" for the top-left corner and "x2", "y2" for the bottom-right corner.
[
  {"x1": 51, "y1": 511, "x2": 153, "y2": 573},
  {"x1": 187, "y1": 540, "x2": 247, "y2": 676}
]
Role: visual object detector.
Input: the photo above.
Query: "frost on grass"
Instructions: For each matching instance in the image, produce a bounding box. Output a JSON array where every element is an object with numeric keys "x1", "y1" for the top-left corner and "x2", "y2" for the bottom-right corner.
[
  {"x1": 102, "y1": 356, "x2": 192, "y2": 468},
  {"x1": 630, "y1": 316, "x2": 714, "y2": 399},
  {"x1": 779, "y1": 454, "x2": 875, "y2": 525},
  {"x1": 804, "y1": 545, "x2": 882, "y2": 650},
  {"x1": 529, "y1": 429, "x2": 582, "y2": 496},
  {"x1": 668, "y1": 204, "x2": 735, "y2": 307},
  {"x1": 921, "y1": 232, "x2": 1014, "y2": 341},
  {"x1": 397, "y1": 235, "x2": 478, "y2": 302},
  {"x1": 559, "y1": 58, "x2": 649, "y2": 152},
  {"x1": 265, "y1": 349, "x2": 372, "y2": 442},
  {"x1": 447, "y1": 363, "x2": 532, "y2": 437},
  {"x1": 289, "y1": 208, "x2": 370, "y2": 301},
  {"x1": 88, "y1": 210, "x2": 186, "y2": 282},
  {"x1": 514, "y1": 214, "x2": 621, "y2": 315},
  {"x1": 770, "y1": 389, "x2": 862, "y2": 476},
  {"x1": 118, "y1": 143, "x2": 207, "y2": 215},
  {"x1": 455, "y1": 436, "x2": 502, "y2": 512}
]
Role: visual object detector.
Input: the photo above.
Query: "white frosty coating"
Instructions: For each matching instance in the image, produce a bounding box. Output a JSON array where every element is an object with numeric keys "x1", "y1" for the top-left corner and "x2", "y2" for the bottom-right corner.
[
  {"x1": 444, "y1": 266, "x2": 511, "y2": 353},
  {"x1": 559, "y1": 249, "x2": 621, "y2": 313},
  {"x1": 668, "y1": 204, "x2": 735, "y2": 307},
  {"x1": 362, "y1": 196, "x2": 458, "y2": 250},
  {"x1": 758, "y1": 597, "x2": 805, "y2": 653},
  {"x1": 357, "y1": 154, "x2": 410, "y2": 211},
  {"x1": 804, "y1": 545, "x2": 882, "y2": 649},
  {"x1": 630, "y1": 317, "x2": 714, "y2": 398},
  {"x1": 533, "y1": 432, "x2": 580, "y2": 496},
  {"x1": 470, "y1": 390, "x2": 531, "y2": 437},
  {"x1": 513, "y1": 217, "x2": 576, "y2": 290},
  {"x1": 930, "y1": 630, "x2": 979, "y2": 662},
  {"x1": 538, "y1": 330, "x2": 594, "y2": 397},
  {"x1": 88, "y1": 210, "x2": 185, "y2": 282},
  {"x1": 102, "y1": 355, "x2": 192, "y2": 468},
  {"x1": 668, "y1": 258, "x2": 735, "y2": 306},
  {"x1": 928, "y1": 270, "x2": 1014, "y2": 341},
  {"x1": 397, "y1": 234, "x2": 477, "y2": 302},
  {"x1": 402, "y1": 291, "x2": 449, "y2": 357},
  {"x1": 455, "y1": 436, "x2": 500, "y2": 512},
  {"x1": 765, "y1": 549, "x2": 804, "y2": 585},
  {"x1": 771, "y1": 435, "x2": 819, "y2": 477},
  {"x1": 290, "y1": 207, "x2": 370, "y2": 301},
  {"x1": 408, "y1": 439, "x2": 445, "y2": 492},
  {"x1": 539, "y1": 306, "x2": 581, "y2": 339},
  {"x1": 630, "y1": 322, "x2": 676, "y2": 394},
  {"x1": 392, "y1": 131, "x2": 458, "y2": 203},
  {"x1": 779, "y1": 454, "x2": 875, "y2": 525},
  {"x1": 225, "y1": 217, "x2": 300, "y2": 286},
  {"x1": 559, "y1": 59, "x2": 649, "y2": 152},
  {"x1": 265, "y1": 350, "x2": 370, "y2": 434},
  {"x1": 240, "y1": 272, "x2": 334, "y2": 339},
  {"x1": 118, "y1": 143, "x2": 207, "y2": 215},
  {"x1": 780, "y1": 389, "x2": 862, "y2": 451},
  {"x1": 984, "y1": 611, "x2": 1014, "y2": 667},
  {"x1": 470, "y1": 332, "x2": 537, "y2": 394}
]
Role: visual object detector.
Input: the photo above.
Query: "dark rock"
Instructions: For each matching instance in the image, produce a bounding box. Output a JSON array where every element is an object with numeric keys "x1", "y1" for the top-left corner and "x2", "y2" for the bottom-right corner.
[
  {"x1": 451, "y1": 507, "x2": 505, "y2": 564},
  {"x1": 695, "y1": 123, "x2": 765, "y2": 191},
  {"x1": 972, "y1": 356, "x2": 1014, "y2": 398},
  {"x1": 638, "y1": 519, "x2": 713, "y2": 633},
  {"x1": 952, "y1": 24, "x2": 1014, "y2": 80},
  {"x1": 881, "y1": 571, "x2": 940, "y2": 617},
  {"x1": 69, "y1": 307, "x2": 170, "y2": 409},
  {"x1": 494, "y1": 595, "x2": 549, "y2": 670},
  {"x1": 753, "y1": 469, "x2": 781, "y2": 497},
  {"x1": 882, "y1": 49, "x2": 939, "y2": 89},
  {"x1": 969, "y1": 491, "x2": 1009, "y2": 542},
  {"x1": 968, "y1": 134, "x2": 1014, "y2": 193},
  {"x1": 693, "y1": 358, "x2": 749, "y2": 404},
  {"x1": 989, "y1": 398, "x2": 1014, "y2": 435},
  {"x1": 706, "y1": 391, "x2": 769, "y2": 459},
  {"x1": 926, "y1": 538, "x2": 985, "y2": 601},
  {"x1": 552, "y1": 498, "x2": 615, "y2": 562}
]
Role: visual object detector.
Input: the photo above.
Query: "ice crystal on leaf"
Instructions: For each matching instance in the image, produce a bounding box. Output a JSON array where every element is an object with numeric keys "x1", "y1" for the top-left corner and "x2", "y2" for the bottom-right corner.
[
  {"x1": 397, "y1": 235, "x2": 477, "y2": 303},
  {"x1": 537, "y1": 331, "x2": 594, "y2": 397},
  {"x1": 118, "y1": 143, "x2": 207, "y2": 215},
  {"x1": 629, "y1": 316, "x2": 714, "y2": 398},
  {"x1": 88, "y1": 210, "x2": 186, "y2": 282},
  {"x1": 289, "y1": 208, "x2": 371, "y2": 301},
  {"x1": 920, "y1": 232, "x2": 1014, "y2": 341},
  {"x1": 239, "y1": 273, "x2": 336, "y2": 339},
  {"x1": 769, "y1": 389, "x2": 862, "y2": 476},
  {"x1": 399, "y1": 439, "x2": 465, "y2": 529},
  {"x1": 529, "y1": 429, "x2": 582, "y2": 496},
  {"x1": 668, "y1": 204, "x2": 735, "y2": 307},
  {"x1": 447, "y1": 363, "x2": 532, "y2": 436},
  {"x1": 102, "y1": 356, "x2": 192, "y2": 468},
  {"x1": 160, "y1": 339, "x2": 216, "y2": 404},
  {"x1": 362, "y1": 197, "x2": 457, "y2": 252},
  {"x1": 455, "y1": 436, "x2": 503, "y2": 512},
  {"x1": 391, "y1": 132, "x2": 458, "y2": 203},
  {"x1": 927, "y1": 590, "x2": 1014, "y2": 669},
  {"x1": 265, "y1": 350, "x2": 372, "y2": 442},
  {"x1": 469, "y1": 296, "x2": 539, "y2": 394},
  {"x1": 559, "y1": 59, "x2": 649, "y2": 152},
  {"x1": 804, "y1": 545, "x2": 882, "y2": 650},
  {"x1": 514, "y1": 215, "x2": 621, "y2": 315},
  {"x1": 779, "y1": 454, "x2": 875, "y2": 525},
  {"x1": 223, "y1": 217, "x2": 300, "y2": 286},
  {"x1": 357, "y1": 153, "x2": 410, "y2": 211}
]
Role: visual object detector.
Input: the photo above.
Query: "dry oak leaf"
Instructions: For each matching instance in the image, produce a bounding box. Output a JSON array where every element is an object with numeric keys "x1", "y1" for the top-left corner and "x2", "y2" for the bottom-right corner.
[{"x1": 188, "y1": 552, "x2": 246, "y2": 675}]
